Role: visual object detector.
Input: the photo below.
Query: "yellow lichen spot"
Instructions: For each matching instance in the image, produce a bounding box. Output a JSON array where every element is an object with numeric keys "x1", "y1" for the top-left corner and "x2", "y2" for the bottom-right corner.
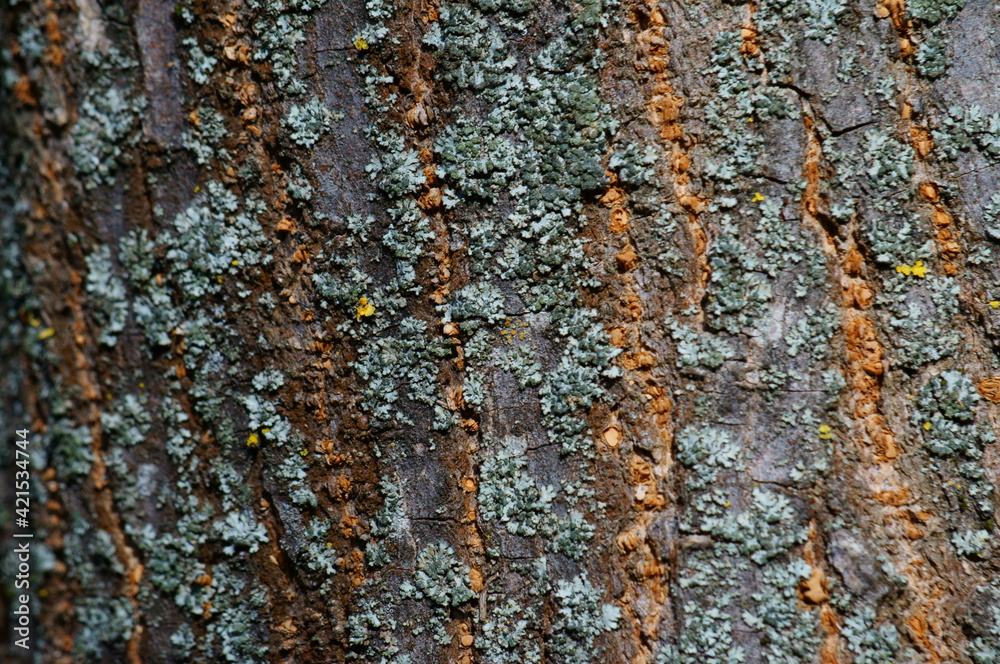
[
  {"x1": 355, "y1": 296, "x2": 375, "y2": 321},
  {"x1": 923, "y1": 421, "x2": 932, "y2": 431},
  {"x1": 139, "y1": 382, "x2": 145, "y2": 388},
  {"x1": 261, "y1": 427, "x2": 270, "y2": 435},
  {"x1": 499, "y1": 317, "x2": 529, "y2": 344},
  {"x1": 231, "y1": 259, "x2": 239, "y2": 266},
  {"x1": 897, "y1": 261, "x2": 927, "y2": 278},
  {"x1": 26, "y1": 313, "x2": 41, "y2": 327},
  {"x1": 354, "y1": 38, "x2": 369, "y2": 50},
  {"x1": 818, "y1": 424, "x2": 833, "y2": 439},
  {"x1": 247, "y1": 432, "x2": 260, "y2": 448},
  {"x1": 724, "y1": 501, "x2": 731, "y2": 507},
  {"x1": 751, "y1": 192, "x2": 765, "y2": 202},
  {"x1": 194, "y1": 186, "x2": 202, "y2": 193},
  {"x1": 299, "y1": 448, "x2": 309, "y2": 457},
  {"x1": 216, "y1": 275, "x2": 224, "y2": 283},
  {"x1": 990, "y1": 301, "x2": 1000, "y2": 309},
  {"x1": 37, "y1": 327, "x2": 56, "y2": 340}
]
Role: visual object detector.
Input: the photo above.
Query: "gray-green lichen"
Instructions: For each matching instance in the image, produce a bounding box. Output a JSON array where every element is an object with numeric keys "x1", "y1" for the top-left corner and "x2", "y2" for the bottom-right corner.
[
  {"x1": 70, "y1": 51, "x2": 146, "y2": 187},
  {"x1": 284, "y1": 97, "x2": 336, "y2": 147},
  {"x1": 841, "y1": 607, "x2": 903, "y2": 664}
]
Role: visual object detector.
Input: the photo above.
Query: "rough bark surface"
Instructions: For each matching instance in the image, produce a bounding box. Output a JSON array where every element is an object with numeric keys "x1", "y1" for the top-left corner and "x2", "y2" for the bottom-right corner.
[{"x1": 3, "y1": 0, "x2": 1000, "y2": 662}]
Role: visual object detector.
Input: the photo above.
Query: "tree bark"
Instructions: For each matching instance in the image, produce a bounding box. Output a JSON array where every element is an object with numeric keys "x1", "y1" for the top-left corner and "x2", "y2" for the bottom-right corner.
[{"x1": 3, "y1": 0, "x2": 1000, "y2": 662}]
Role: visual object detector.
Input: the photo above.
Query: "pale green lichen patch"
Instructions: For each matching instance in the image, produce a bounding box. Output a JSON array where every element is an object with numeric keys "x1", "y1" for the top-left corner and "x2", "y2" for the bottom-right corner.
[
  {"x1": 841, "y1": 607, "x2": 904, "y2": 663},
  {"x1": 742, "y1": 561, "x2": 821, "y2": 663},
  {"x1": 670, "y1": 322, "x2": 734, "y2": 369},
  {"x1": 284, "y1": 97, "x2": 336, "y2": 147},
  {"x1": 401, "y1": 542, "x2": 477, "y2": 644},
  {"x1": 968, "y1": 596, "x2": 1000, "y2": 662},
  {"x1": 101, "y1": 393, "x2": 152, "y2": 448},
  {"x1": 916, "y1": 31, "x2": 949, "y2": 79},
  {"x1": 874, "y1": 258, "x2": 960, "y2": 370},
  {"x1": 214, "y1": 511, "x2": 270, "y2": 555},
  {"x1": 479, "y1": 444, "x2": 556, "y2": 536},
  {"x1": 73, "y1": 596, "x2": 136, "y2": 661},
  {"x1": 676, "y1": 426, "x2": 742, "y2": 489},
  {"x1": 478, "y1": 598, "x2": 542, "y2": 663},
  {"x1": 699, "y1": 488, "x2": 809, "y2": 566},
  {"x1": 406, "y1": 541, "x2": 477, "y2": 607},
  {"x1": 549, "y1": 573, "x2": 621, "y2": 664},
  {"x1": 84, "y1": 246, "x2": 129, "y2": 346},
  {"x1": 669, "y1": 414, "x2": 819, "y2": 661},
  {"x1": 365, "y1": 478, "x2": 404, "y2": 568},
  {"x1": 913, "y1": 370, "x2": 989, "y2": 458},
  {"x1": 912, "y1": 370, "x2": 996, "y2": 518},
  {"x1": 246, "y1": 0, "x2": 331, "y2": 93},
  {"x1": 907, "y1": 0, "x2": 964, "y2": 25},
  {"x1": 478, "y1": 439, "x2": 595, "y2": 559},
  {"x1": 350, "y1": 317, "x2": 451, "y2": 423},
  {"x1": 952, "y1": 529, "x2": 991, "y2": 558},
  {"x1": 933, "y1": 105, "x2": 1000, "y2": 163},
  {"x1": 71, "y1": 71, "x2": 146, "y2": 187}
]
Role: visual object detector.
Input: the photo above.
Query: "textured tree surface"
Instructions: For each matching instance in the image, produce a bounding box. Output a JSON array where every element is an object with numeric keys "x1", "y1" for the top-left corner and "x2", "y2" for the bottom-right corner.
[{"x1": 4, "y1": 0, "x2": 1000, "y2": 662}]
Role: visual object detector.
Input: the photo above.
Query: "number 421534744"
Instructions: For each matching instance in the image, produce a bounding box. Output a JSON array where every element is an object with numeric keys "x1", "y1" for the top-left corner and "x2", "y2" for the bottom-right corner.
[{"x1": 15, "y1": 428, "x2": 30, "y2": 523}]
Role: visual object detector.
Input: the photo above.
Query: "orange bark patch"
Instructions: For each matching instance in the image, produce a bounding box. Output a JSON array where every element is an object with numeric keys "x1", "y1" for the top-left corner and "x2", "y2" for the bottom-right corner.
[
  {"x1": 843, "y1": 247, "x2": 865, "y2": 275},
  {"x1": 469, "y1": 567, "x2": 486, "y2": 593},
  {"x1": 616, "y1": 525, "x2": 644, "y2": 552},
  {"x1": 844, "y1": 281, "x2": 874, "y2": 309},
  {"x1": 610, "y1": 207, "x2": 630, "y2": 232},
  {"x1": 800, "y1": 566, "x2": 830, "y2": 604},
  {"x1": 839, "y1": 248, "x2": 899, "y2": 460},
  {"x1": 678, "y1": 194, "x2": 707, "y2": 214},
  {"x1": 14, "y1": 76, "x2": 37, "y2": 105},
  {"x1": 609, "y1": 325, "x2": 628, "y2": 347},
  {"x1": 819, "y1": 605, "x2": 842, "y2": 664},
  {"x1": 911, "y1": 126, "x2": 933, "y2": 158},
  {"x1": 977, "y1": 378, "x2": 1000, "y2": 402},
  {"x1": 920, "y1": 182, "x2": 939, "y2": 202},
  {"x1": 739, "y1": 27, "x2": 759, "y2": 57},
  {"x1": 906, "y1": 611, "x2": 943, "y2": 663},
  {"x1": 902, "y1": 520, "x2": 924, "y2": 539},
  {"x1": 601, "y1": 185, "x2": 626, "y2": 206},
  {"x1": 929, "y1": 205, "x2": 960, "y2": 272},
  {"x1": 875, "y1": 488, "x2": 910, "y2": 506},
  {"x1": 603, "y1": 425, "x2": 623, "y2": 448},
  {"x1": 630, "y1": 457, "x2": 664, "y2": 508},
  {"x1": 621, "y1": 350, "x2": 655, "y2": 370},
  {"x1": 617, "y1": 244, "x2": 640, "y2": 272}
]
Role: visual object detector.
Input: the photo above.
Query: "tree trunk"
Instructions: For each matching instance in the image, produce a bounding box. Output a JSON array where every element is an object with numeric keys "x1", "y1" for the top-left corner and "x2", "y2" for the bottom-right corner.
[{"x1": 3, "y1": 0, "x2": 1000, "y2": 662}]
